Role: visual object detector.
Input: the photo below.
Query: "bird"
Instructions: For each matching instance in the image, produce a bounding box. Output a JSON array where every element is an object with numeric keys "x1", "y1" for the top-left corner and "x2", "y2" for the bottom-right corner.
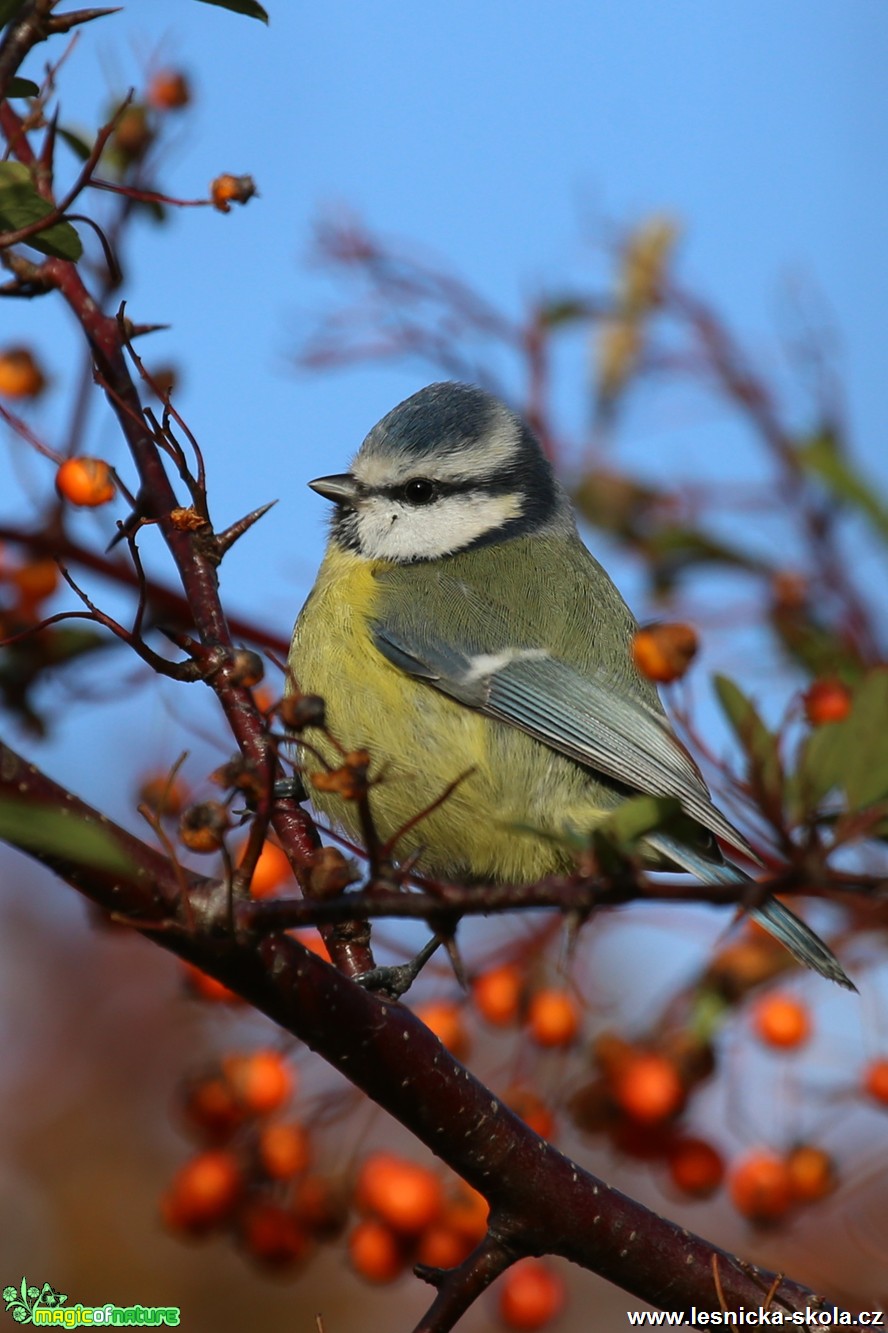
[{"x1": 289, "y1": 381, "x2": 854, "y2": 990}]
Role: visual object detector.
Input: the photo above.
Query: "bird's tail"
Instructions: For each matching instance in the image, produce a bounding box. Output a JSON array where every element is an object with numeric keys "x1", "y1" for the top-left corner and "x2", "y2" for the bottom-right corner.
[
  {"x1": 647, "y1": 833, "x2": 856, "y2": 992},
  {"x1": 747, "y1": 895, "x2": 855, "y2": 991}
]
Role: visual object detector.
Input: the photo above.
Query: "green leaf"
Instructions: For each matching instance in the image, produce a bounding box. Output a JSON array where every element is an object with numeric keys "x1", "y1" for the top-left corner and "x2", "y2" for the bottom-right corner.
[
  {"x1": 537, "y1": 297, "x2": 592, "y2": 328},
  {"x1": 0, "y1": 161, "x2": 82, "y2": 260},
  {"x1": 713, "y1": 674, "x2": 783, "y2": 807},
  {"x1": 573, "y1": 469, "x2": 660, "y2": 537},
  {"x1": 0, "y1": 797, "x2": 135, "y2": 874},
  {"x1": 588, "y1": 795, "x2": 683, "y2": 874},
  {"x1": 193, "y1": 0, "x2": 269, "y2": 21},
  {"x1": 599, "y1": 794, "x2": 682, "y2": 846},
  {"x1": 648, "y1": 526, "x2": 765, "y2": 588},
  {"x1": 58, "y1": 127, "x2": 93, "y2": 161},
  {"x1": 689, "y1": 988, "x2": 730, "y2": 1043},
  {"x1": 7, "y1": 76, "x2": 39, "y2": 97},
  {"x1": 797, "y1": 669, "x2": 888, "y2": 811},
  {"x1": 769, "y1": 602, "x2": 863, "y2": 680},
  {"x1": 796, "y1": 429, "x2": 888, "y2": 543},
  {"x1": 510, "y1": 795, "x2": 681, "y2": 869},
  {"x1": 42, "y1": 627, "x2": 110, "y2": 667}
]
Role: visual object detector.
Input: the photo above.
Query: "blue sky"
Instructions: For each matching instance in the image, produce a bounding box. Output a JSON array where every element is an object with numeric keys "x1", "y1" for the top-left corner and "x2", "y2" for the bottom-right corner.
[{"x1": 3, "y1": 0, "x2": 887, "y2": 818}]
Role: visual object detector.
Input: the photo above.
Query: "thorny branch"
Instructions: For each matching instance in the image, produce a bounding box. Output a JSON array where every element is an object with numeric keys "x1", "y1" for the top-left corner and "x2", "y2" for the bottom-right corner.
[{"x1": 0, "y1": 740, "x2": 849, "y2": 1330}]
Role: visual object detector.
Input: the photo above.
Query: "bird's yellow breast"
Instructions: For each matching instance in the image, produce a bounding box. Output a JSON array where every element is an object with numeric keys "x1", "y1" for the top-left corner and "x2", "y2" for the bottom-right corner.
[{"x1": 289, "y1": 544, "x2": 606, "y2": 882}]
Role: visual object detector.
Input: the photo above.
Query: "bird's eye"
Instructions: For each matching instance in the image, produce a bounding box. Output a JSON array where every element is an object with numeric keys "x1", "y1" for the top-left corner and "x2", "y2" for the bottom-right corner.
[{"x1": 402, "y1": 478, "x2": 437, "y2": 505}]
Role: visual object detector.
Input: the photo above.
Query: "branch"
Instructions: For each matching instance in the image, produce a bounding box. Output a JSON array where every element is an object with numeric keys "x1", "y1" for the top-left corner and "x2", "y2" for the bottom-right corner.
[
  {"x1": 236, "y1": 864, "x2": 886, "y2": 933},
  {"x1": 0, "y1": 741, "x2": 850, "y2": 1328},
  {"x1": 0, "y1": 523, "x2": 289, "y2": 655}
]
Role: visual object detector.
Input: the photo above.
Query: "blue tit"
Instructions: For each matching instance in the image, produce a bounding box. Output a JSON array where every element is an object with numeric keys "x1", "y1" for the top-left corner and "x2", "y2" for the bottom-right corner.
[{"x1": 289, "y1": 382, "x2": 853, "y2": 990}]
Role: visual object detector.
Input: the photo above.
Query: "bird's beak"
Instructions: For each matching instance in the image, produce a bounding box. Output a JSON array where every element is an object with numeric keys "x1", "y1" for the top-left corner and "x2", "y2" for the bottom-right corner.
[{"x1": 308, "y1": 473, "x2": 360, "y2": 505}]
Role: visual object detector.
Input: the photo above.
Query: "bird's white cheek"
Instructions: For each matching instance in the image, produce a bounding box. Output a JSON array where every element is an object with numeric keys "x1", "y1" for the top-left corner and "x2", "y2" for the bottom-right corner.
[
  {"x1": 355, "y1": 493, "x2": 524, "y2": 562},
  {"x1": 356, "y1": 504, "x2": 410, "y2": 557}
]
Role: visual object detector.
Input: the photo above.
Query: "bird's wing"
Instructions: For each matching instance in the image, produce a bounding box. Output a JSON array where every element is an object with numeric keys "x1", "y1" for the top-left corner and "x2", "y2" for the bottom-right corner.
[{"x1": 371, "y1": 618, "x2": 755, "y2": 861}]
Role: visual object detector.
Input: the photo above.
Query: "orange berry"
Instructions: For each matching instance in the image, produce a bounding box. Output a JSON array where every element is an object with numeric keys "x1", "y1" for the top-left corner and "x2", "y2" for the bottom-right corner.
[
  {"x1": 148, "y1": 69, "x2": 191, "y2": 110},
  {"x1": 224, "y1": 1049, "x2": 295, "y2": 1115},
  {"x1": 11, "y1": 558, "x2": 59, "y2": 605},
  {"x1": 111, "y1": 103, "x2": 153, "y2": 161},
  {"x1": 0, "y1": 345, "x2": 46, "y2": 398},
  {"x1": 310, "y1": 750, "x2": 371, "y2": 800},
  {"x1": 751, "y1": 992, "x2": 812, "y2": 1049},
  {"x1": 416, "y1": 1222, "x2": 472, "y2": 1270},
  {"x1": 666, "y1": 1136, "x2": 725, "y2": 1198},
  {"x1": 160, "y1": 1149, "x2": 242, "y2": 1234},
  {"x1": 355, "y1": 1152, "x2": 444, "y2": 1236},
  {"x1": 292, "y1": 1174, "x2": 348, "y2": 1241},
  {"x1": 179, "y1": 800, "x2": 230, "y2": 853},
  {"x1": 251, "y1": 685, "x2": 275, "y2": 713},
  {"x1": 138, "y1": 772, "x2": 189, "y2": 818},
  {"x1": 610, "y1": 1119, "x2": 675, "y2": 1161},
  {"x1": 472, "y1": 963, "x2": 524, "y2": 1026},
  {"x1": 348, "y1": 1218, "x2": 407, "y2": 1284},
  {"x1": 229, "y1": 648, "x2": 264, "y2": 688},
  {"x1": 498, "y1": 1258, "x2": 566, "y2": 1331},
  {"x1": 238, "y1": 1201, "x2": 310, "y2": 1270},
  {"x1": 443, "y1": 1181, "x2": 489, "y2": 1246},
  {"x1": 55, "y1": 456, "x2": 116, "y2": 507},
  {"x1": 211, "y1": 172, "x2": 257, "y2": 213},
  {"x1": 257, "y1": 1121, "x2": 310, "y2": 1180},
  {"x1": 568, "y1": 1078, "x2": 614, "y2": 1135},
  {"x1": 182, "y1": 962, "x2": 243, "y2": 1005},
  {"x1": 280, "y1": 691, "x2": 326, "y2": 731},
  {"x1": 147, "y1": 365, "x2": 178, "y2": 401},
  {"x1": 771, "y1": 570, "x2": 808, "y2": 612},
  {"x1": 729, "y1": 1150, "x2": 793, "y2": 1225},
  {"x1": 527, "y1": 987, "x2": 581, "y2": 1048},
  {"x1": 593, "y1": 1031, "x2": 636, "y2": 1078},
  {"x1": 705, "y1": 937, "x2": 784, "y2": 995},
  {"x1": 659, "y1": 1028, "x2": 715, "y2": 1084},
  {"x1": 803, "y1": 678, "x2": 852, "y2": 726},
  {"x1": 786, "y1": 1144, "x2": 835, "y2": 1204},
  {"x1": 504, "y1": 1087, "x2": 557, "y2": 1141},
  {"x1": 414, "y1": 1000, "x2": 470, "y2": 1059},
  {"x1": 180, "y1": 1074, "x2": 245, "y2": 1142},
  {"x1": 242, "y1": 841, "x2": 292, "y2": 899},
  {"x1": 306, "y1": 844, "x2": 359, "y2": 896},
  {"x1": 613, "y1": 1053, "x2": 684, "y2": 1124},
  {"x1": 863, "y1": 1058, "x2": 888, "y2": 1106},
  {"x1": 631, "y1": 623, "x2": 698, "y2": 684}
]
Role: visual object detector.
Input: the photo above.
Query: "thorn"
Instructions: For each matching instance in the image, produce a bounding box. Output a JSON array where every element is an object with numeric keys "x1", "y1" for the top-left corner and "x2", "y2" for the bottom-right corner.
[
  {"x1": 39, "y1": 109, "x2": 59, "y2": 176},
  {"x1": 356, "y1": 934, "x2": 443, "y2": 999},
  {"x1": 47, "y1": 7, "x2": 123, "y2": 33},
  {"x1": 105, "y1": 504, "x2": 152, "y2": 552},
  {"x1": 215, "y1": 500, "x2": 277, "y2": 557},
  {"x1": 443, "y1": 933, "x2": 468, "y2": 990},
  {"x1": 413, "y1": 1263, "x2": 447, "y2": 1289},
  {"x1": 125, "y1": 321, "x2": 172, "y2": 339}
]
